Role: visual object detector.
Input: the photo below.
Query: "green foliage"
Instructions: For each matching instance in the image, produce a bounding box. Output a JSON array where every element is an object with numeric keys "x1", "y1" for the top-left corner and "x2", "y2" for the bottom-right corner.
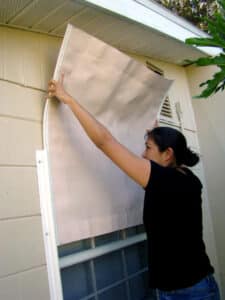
[
  {"x1": 185, "y1": 0, "x2": 225, "y2": 98},
  {"x1": 156, "y1": 0, "x2": 225, "y2": 98},
  {"x1": 155, "y1": 0, "x2": 218, "y2": 31}
]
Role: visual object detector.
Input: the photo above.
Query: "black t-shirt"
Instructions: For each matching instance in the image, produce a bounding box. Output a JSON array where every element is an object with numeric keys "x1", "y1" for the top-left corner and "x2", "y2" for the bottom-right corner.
[{"x1": 143, "y1": 160, "x2": 214, "y2": 291}]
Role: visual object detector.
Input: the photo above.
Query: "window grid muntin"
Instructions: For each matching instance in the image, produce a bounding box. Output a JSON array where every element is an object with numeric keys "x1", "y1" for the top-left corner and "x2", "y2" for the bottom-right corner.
[
  {"x1": 89, "y1": 238, "x2": 99, "y2": 300},
  {"x1": 77, "y1": 265, "x2": 148, "y2": 300},
  {"x1": 59, "y1": 226, "x2": 148, "y2": 300}
]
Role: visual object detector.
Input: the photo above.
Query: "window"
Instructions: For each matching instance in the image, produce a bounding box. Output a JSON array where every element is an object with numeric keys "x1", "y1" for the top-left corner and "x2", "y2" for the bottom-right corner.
[{"x1": 58, "y1": 225, "x2": 148, "y2": 300}]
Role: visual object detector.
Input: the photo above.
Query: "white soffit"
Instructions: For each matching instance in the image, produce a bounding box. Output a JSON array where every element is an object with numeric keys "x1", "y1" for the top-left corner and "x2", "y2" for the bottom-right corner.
[
  {"x1": 84, "y1": 0, "x2": 220, "y2": 57},
  {"x1": 0, "y1": 0, "x2": 220, "y2": 65}
]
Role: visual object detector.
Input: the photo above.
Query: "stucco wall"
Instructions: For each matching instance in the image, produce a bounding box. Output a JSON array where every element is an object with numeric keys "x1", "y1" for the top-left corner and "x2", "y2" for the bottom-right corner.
[
  {"x1": 186, "y1": 64, "x2": 225, "y2": 298},
  {"x1": 0, "y1": 26, "x2": 61, "y2": 300}
]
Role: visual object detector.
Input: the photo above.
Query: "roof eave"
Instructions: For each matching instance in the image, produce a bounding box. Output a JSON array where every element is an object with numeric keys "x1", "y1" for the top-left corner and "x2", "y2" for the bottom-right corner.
[{"x1": 82, "y1": 0, "x2": 221, "y2": 56}]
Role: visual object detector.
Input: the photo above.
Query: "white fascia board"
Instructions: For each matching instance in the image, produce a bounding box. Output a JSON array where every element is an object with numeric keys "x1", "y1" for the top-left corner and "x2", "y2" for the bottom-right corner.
[{"x1": 82, "y1": 0, "x2": 221, "y2": 56}]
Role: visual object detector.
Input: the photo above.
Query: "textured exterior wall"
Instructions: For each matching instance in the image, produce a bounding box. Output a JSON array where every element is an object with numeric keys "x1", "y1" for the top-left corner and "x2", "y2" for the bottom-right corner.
[
  {"x1": 186, "y1": 65, "x2": 225, "y2": 298},
  {"x1": 0, "y1": 26, "x2": 61, "y2": 300}
]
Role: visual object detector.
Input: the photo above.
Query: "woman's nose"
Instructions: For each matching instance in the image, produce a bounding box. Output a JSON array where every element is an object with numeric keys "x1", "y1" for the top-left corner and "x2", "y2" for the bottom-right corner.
[{"x1": 142, "y1": 150, "x2": 146, "y2": 158}]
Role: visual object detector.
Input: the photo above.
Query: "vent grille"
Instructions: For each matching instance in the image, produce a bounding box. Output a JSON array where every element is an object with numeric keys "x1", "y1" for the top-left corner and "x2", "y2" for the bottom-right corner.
[
  {"x1": 146, "y1": 61, "x2": 163, "y2": 76},
  {"x1": 146, "y1": 61, "x2": 173, "y2": 119},
  {"x1": 161, "y1": 96, "x2": 173, "y2": 118}
]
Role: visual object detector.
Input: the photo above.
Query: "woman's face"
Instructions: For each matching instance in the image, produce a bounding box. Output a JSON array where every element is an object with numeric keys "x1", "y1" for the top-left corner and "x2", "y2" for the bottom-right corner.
[{"x1": 142, "y1": 138, "x2": 173, "y2": 167}]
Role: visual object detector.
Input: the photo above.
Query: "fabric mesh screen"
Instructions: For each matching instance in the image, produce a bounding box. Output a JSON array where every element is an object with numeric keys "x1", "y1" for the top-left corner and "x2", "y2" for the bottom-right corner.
[{"x1": 44, "y1": 24, "x2": 172, "y2": 244}]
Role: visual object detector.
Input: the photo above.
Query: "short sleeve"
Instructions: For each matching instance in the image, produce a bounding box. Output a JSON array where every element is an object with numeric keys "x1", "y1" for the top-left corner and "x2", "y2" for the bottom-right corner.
[{"x1": 144, "y1": 160, "x2": 175, "y2": 191}]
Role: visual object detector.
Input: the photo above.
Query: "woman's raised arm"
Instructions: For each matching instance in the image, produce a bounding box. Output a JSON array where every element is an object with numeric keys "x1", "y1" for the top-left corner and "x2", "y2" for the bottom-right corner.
[{"x1": 48, "y1": 75, "x2": 151, "y2": 188}]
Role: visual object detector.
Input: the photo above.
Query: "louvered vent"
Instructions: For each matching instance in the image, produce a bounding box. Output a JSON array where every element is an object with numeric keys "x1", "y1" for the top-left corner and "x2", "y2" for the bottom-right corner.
[
  {"x1": 160, "y1": 96, "x2": 173, "y2": 118},
  {"x1": 146, "y1": 61, "x2": 173, "y2": 119},
  {"x1": 146, "y1": 61, "x2": 163, "y2": 76}
]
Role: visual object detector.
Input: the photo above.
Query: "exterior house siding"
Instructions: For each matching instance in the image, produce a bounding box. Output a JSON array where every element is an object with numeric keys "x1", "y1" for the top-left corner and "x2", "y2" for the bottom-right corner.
[
  {"x1": 0, "y1": 25, "x2": 220, "y2": 299},
  {"x1": 0, "y1": 26, "x2": 61, "y2": 300},
  {"x1": 186, "y1": 65, "x2": 225, "y2": 298},
  {"x1": 129, "y1": 54, "x2": 219, "y2": 281}
]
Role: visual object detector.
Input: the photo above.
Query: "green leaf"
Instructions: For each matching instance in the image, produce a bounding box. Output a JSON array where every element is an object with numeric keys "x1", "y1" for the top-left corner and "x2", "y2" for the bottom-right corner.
[
  {"x1": 216, "y1": 14, "x2": 225, "y2": 35},
  {"x1": 215, "y1": 81, "x2": 225, "y2": 92},
  {"x1": 185, "y1": 37, "x2": 225, "y2": 48},
  {"x1": 187, "y1": 54, "x2": 225, "y2": 67},
  {"x1": 207, "y1": 21, "x2": 218, "y2": 38},
  {"x1": 193, "y1": 69, "x2": 225, "y2": 98},
  {"x1": 207, "y1": 17, "x2": 225, "y2": 39},
  {"x1": 218, "y1": 0, "x2": 225, "y2": 12},
  {"x1": 209, "y1": 16, "x2": 225, "y2": 44}
]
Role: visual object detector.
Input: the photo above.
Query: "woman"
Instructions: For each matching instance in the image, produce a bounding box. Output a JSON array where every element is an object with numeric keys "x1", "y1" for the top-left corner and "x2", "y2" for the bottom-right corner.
[{"x1": 48, "y1": 75, "x2": 220, "y2": 300}]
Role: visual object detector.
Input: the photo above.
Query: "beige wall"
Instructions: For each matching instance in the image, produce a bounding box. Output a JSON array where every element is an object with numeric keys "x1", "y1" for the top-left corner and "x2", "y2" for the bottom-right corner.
[
  {"x1": 128, "y1": 54, "x2": 220, "y2": 286},
  {"x1": 0, "y1": 26, "x2": 61, "y2": 300},
  {"x1": 0, "y1": 24, "x2": 221, "y2": 299},
  {"x1": 186, "y1": 64, "x2": 225, "y2": 298}
]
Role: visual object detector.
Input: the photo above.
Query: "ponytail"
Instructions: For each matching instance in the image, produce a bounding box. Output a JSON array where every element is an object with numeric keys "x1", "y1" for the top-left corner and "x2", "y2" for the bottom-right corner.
[
  {"x1": 147, "y1": 127, "x2": 200, "y2": 167},
  {"x1": 182, "y1": 147, "x2": 199, "y2": 167}
]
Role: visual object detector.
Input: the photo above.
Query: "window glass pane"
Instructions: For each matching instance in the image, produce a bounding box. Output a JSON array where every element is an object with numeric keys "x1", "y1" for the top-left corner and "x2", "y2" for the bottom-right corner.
[
  {"x1": 98, "y1": 284, "x2": 128, "y2": 300},
  {"x1": 58, "y1": 238, "x2": 91, "y2": 257},
  {"x1": 139, "y1": 241, "x2": 148, "y2": 267},
  {"x1": 95, "y1": 230, "x2": 121, "y2": 246},
  {"x1": 61, "y1": 262, "x2": 93, "y2": 300},
  {"x1": 126, "y1": 227, "x2": 137, "y2": 237},
  {"x1": 94, "y1": 251, "x2": 124, "y2": 289},
  {"x1": 136, "y1": 224, "x2": 145, "y2": 234},
  {"x1": 125, "y1": 242, "x2": 148, "y2": 275},
  {"x1": 129, "y1": 272, "x2": 148, "y2": 300},
  {"x1": 126, "y1": 225, "x2": 145, "y2": 237}
]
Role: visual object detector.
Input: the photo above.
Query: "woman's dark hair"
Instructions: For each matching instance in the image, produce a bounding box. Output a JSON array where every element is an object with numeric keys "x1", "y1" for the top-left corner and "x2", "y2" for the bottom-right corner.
[{"x1": 145, "y1": 126, "x2": 199, "y2": 167}]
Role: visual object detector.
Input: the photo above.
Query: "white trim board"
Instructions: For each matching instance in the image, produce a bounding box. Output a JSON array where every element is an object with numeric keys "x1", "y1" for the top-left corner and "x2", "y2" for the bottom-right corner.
[
  {"x1": 82, "y1": 0, "x2": 220, "y2": 56},
  {"x1": 36, "y1": 150, "x2": 63, "y2": 300}
]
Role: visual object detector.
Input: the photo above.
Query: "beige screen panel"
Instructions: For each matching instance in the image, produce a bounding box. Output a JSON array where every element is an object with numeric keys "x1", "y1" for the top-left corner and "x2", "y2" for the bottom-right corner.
[{"x1": 45, "y1": 24, "x2": 172, "y2": 245}]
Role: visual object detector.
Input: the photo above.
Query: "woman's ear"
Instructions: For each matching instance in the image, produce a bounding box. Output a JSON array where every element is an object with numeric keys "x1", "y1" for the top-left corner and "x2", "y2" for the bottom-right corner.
[{"x1": 164, "y1": 147, "x2": 175, "y2": 165}]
